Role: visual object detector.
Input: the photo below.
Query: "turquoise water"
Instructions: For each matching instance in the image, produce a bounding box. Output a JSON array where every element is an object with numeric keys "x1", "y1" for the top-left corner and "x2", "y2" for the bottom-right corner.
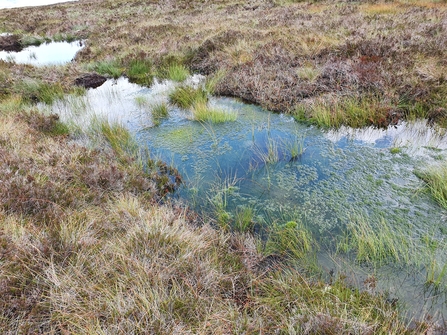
[{"x1": 45, "y1": 77, "x2": 447, "y2": 320}]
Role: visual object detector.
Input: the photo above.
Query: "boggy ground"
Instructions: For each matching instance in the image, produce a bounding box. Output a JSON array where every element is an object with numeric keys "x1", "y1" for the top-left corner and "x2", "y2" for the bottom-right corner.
[
  {"x1": 0, "y1": 97, "x2": 441, "y2": 334},
  {"x1": 1, "y1": 0, "x2": 447, "y2": 127},
  {"x1": 1, "y1": 0, "x2": 447, "y2": 333}
]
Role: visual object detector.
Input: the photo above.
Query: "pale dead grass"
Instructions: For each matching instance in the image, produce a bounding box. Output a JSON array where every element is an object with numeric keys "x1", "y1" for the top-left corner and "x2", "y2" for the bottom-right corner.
[
  {"x1": 361, "y1": 3, "x2": 405, "y2": 15},
  {"x1": 0, "y1": 106, "x2": 434, "y2": 333},
  {"x1": 1, "y1": 0, "x2": 447, "y2": 126}
]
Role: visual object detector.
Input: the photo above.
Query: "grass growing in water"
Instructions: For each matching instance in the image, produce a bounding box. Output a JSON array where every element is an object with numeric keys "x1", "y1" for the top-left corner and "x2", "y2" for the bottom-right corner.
[
  {"x1": 294, "y1": 96, "x2": 392, "y2": 128},
  {"x1": 13, "y1": 79, "x2": 65, "y2": 105},
  {"x1": 126, "y1": 59, "x2": 153, "y2": 86},
  {"x1": 169, "y1": 85, "x2": 208, "y2": 109},
  {"x1": 426, "y1": 259, "x2": 447, "y2": 289},
  {"x1": 234, "y1": 206, "x2": 255, "y2": 233},
  {"x1": 191, "y1": 101, "x2": 237, "y2": 123},
  {"x1": 151, "y1": 102, "x2": 169, "y2": 126},
  {"x1": 89, "y1": 59, "x2": 123, "y2": 79},
  {"x1": 163, "y1": 63, "x2": 190, "y2": 82},
  {"x1": 337, "y1": 215, "x2": 414, "y2": 265},
  {"x1": 416, "y1": 164, "x2": 447, "y2": 210},
  {"x1": 264, "y1": 220, "x2": 314, "y2": 260},
  {"x1": 93, "y1": 119, "x2": 138, "y2": 159},
  {"x1": 0, "y1": 97, "x2": 434, "y2": 334}
]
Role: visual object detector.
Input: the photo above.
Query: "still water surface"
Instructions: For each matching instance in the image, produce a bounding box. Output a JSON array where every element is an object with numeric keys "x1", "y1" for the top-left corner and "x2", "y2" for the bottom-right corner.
[
  {"x1": 42, "y1": 77, "x2": 447, "y2": 320},
  {"x1": 0, "y1": 40, "x2": 84, "y2": 66},
  {"x1": 0, "y1": 0, "x2": 77, "y2": 9}
]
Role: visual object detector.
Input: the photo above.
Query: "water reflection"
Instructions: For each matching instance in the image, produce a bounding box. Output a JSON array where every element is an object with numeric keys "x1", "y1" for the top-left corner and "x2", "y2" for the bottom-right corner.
[
  {"x1": 0, "y1": 0, "x2": 77, "y2": 9},
  {"x1": 0, "y1": 40, "x2": 84, "y2": 66},
  {"x1": 41, "y1": 77, "x2": 447, "y2": 320}
]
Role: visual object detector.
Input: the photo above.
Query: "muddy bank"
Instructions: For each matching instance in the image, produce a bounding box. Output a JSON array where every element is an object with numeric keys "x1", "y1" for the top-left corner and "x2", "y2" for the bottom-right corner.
[
  {"x1": 74, "y1": 73, "x2": 107, "y2": 89},
  {"x1": 0, "y1": 34, "x2": 22, "y2": 52}
]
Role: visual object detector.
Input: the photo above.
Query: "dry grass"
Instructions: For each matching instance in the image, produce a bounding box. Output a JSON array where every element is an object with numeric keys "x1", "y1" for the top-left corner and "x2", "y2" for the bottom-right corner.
[
  {"x1": 1, "y1": 0, "x2": 447, "y2": 333},
  {"x1": 0, "y1": 102, "x2": 434, "y2": 334},
  {"x1": 1, "y1": 0, "x2": 447, "y2": 126}
]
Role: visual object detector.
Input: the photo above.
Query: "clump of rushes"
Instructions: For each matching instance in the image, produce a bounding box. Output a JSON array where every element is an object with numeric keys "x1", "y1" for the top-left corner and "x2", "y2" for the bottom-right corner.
[
  {"x1": 234, "y1": 206, "x2": 255, "y2": 233},
  {"x1": 151, "y1": 102, "x2": 169, "y2": 126},
  {"x1": 416, "y1": 164, "x2": 447, "y2": 210},
  {"x1": 284, "y1": 135, "x2": 304, "y2": 160},
  {"x1": 89, "y1": 59, "x2": 123, "y2": 79},
  {"x1": 0, "y1": 95, "x2": 24, "y2": 116},
  {"x1": 294, "y1": 96, "x2": 392, "y2": 128},
  {"x1": 337, "y1": 216, "x2": 412, "y2": 265},
  {"x1": 19, "y1": 110, "x2": 69, "y2": 136},
  {"x1": 191, "y1": 101, "x2": 237, "y2": 123},
  {"x1": 126, "y1": 59, "x2": 153, "y2": 86},
  {"x1": 13, "y1": 79, "x2": 65, "y2": 105},
  {"x1": 204, "y1": 69, "x2": 226, "y2": 95},
  {"x1": 20, "y1": 34, "x2": 48, "y2": 46},
  {"x1": 169, "y1": 85, "x2": 208, "y2": 109},
  {"x1": 263, "y1": 221, "x2": 314, "y2": 260},
  {"x1": 52, "y1": 32, "x2": 77, "y2": 42},
  {"x1": 94, "y1": 119, "x2": 138, "y2": 159},
  {"x1": 164, "y1": 63, "x2": 190, "y2": 82},
  {"x1": 255, "y1": 271, "x2": 414, "y2": 334},
  {"x1": 426, "y1": 258, "x2": 447, "y2": 289}
]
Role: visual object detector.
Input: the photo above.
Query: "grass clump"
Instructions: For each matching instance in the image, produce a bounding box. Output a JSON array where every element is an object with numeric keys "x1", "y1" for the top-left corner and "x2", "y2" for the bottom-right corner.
[
  {"x1": 151, "y1": 102, "x2": 169, "y2": 126},
  {"x1": 169, "y1": 85, "x2": 208, "y2": 109},
  {"x1": 13, "y1": 79, "x2": 65, "y2": 105},
  {"x1": 162, "y1": 63, "x2": 190, "y2": 82},
  {"x1": 20, "y1": 34, "x2": 48, "y2": 46},
  {"x1": 293, "y1": 96, "x2": 393, "y2": 128},
  {"x1": 89, "y1": 59, "x2": 123, "y2": 79},
  {"x1": 92, "y1": 119, "x2": 139, "y2": 160},
  {"x1": 337, "y1": 216, "x2": 412, "y2": 265},
  {"x1": 426, "y1": 259, "x2": 447, "y2": 289},
  {"x1": 390, "y1": 147, "x2": 402, "y2": 154},
  {"x1": 234, "y1": 206, "x2": 255, "y2": 233},
  {"x1": 283, "y1": 135, "x2": 304, "y2": 160},
  {"x1": 126, "y1": 59, "x2": 154, "y2": 86},
  {"x1": 264, "y1": 220, "x2": 314, "y2": 260},
  {"x1": 416, "y1": 164, "x2": 447, "y2": 210},
  {"x1": 0, "y1": 95, "x2": 24, "y2": 116},
  {"x1": 191, "y1": 101, "x2": 237, "y2": 123},
  {"x1": 19, "y1": 110, "x2": 70, "y2": 136},
  {"x1": 296, "y1": 65, "x2": 321, "y2": 82}
]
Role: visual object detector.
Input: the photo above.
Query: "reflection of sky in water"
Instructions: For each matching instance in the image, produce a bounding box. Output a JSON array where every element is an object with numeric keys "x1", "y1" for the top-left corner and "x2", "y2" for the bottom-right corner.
[
  {"x1": 325, "y1": 122, "x2": 447, "y2": 153},
  {"x1": 0, "y1": 0, "x2": 77, "y2": 9},
  {"x1": 0, "y1": 41, "x2": 84, "y2": 66},
  {"x1": 41, "y1": 77, "x2": 447, "y2": 320}
]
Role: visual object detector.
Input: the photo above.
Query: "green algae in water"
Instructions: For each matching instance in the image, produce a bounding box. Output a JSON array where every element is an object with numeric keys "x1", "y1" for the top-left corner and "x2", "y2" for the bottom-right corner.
[
  {"x1": 138, "y1": 97, "x2": 447, "y2": 319},
  {"x1": 42, "y1": 77, "x2": 447, "y2": 320}
]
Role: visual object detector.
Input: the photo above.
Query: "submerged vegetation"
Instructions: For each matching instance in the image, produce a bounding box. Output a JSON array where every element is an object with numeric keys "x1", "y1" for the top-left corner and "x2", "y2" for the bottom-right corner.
[
  {"x1": 0, "y1": 100, "x2": 432, "y2": 333},
  {"x1": 191, "y1": 101, "x2": 237, "y2": 123},
  {"x1": 1, "y1": 0, "x2": 447, "y2": 332},
  {"x1": 416, "y1": 164, "x2": 447, "y2": 210}
]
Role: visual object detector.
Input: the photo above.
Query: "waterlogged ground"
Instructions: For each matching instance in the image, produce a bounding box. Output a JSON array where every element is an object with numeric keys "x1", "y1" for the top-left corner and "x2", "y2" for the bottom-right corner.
[
  {"x1": 0, "y1": 40, "x2": 83, "y2": 66},
  {"x1": 42, "y1": 77, "x2": 447, "y2": 320}
]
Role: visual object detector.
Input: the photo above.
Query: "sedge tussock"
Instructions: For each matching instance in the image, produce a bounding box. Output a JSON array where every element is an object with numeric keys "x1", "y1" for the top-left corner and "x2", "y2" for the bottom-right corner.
[{"x1": 416, "y1": 163, "x2": 447, "y2": 210}]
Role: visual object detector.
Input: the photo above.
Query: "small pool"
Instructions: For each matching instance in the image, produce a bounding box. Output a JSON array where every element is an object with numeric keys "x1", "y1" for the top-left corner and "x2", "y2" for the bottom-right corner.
[
  {"x1": 41, "y1": 77, "x2": 447, "y2": 321},
  {"x1": 0, "y1": 40, "x2": 84, "y2": 66},
  {"x1": 0, "y1": 0, "x2": 77, "y2": 9}
]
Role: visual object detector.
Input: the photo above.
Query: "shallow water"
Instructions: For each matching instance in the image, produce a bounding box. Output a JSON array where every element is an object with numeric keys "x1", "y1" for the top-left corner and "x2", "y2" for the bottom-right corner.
[
  {"x1": 0, "y1": 40, "x2": 83, "y2": 66},
  {"x1": 43, "y1": 77, "x2": 447, "y2": 320},
  {"x1": 0, "y1": 0, "x2": 77, "y2": 9}
]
